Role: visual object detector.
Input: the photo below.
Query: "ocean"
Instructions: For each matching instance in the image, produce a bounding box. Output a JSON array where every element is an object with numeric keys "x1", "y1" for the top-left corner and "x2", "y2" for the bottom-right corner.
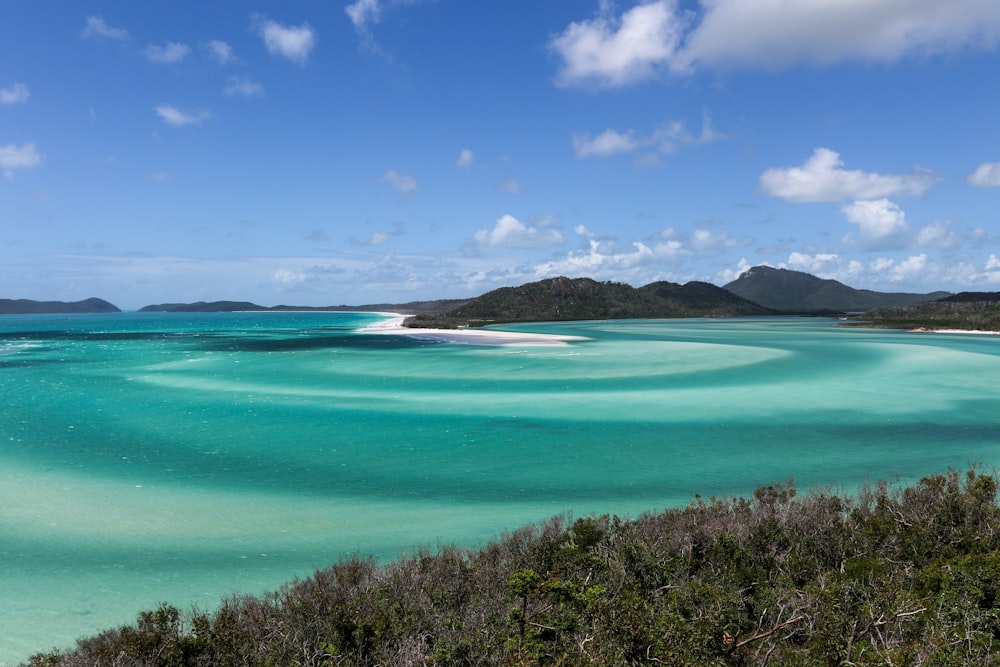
[{"x1": 2, "y1": 312, "x2": 999, "y2": 664}]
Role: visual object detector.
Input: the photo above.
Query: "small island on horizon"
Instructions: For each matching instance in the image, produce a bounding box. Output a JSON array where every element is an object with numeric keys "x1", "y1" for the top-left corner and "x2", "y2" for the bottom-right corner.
[{"x1": 3, "y1": 266, "x2": 999, "y2": 333}]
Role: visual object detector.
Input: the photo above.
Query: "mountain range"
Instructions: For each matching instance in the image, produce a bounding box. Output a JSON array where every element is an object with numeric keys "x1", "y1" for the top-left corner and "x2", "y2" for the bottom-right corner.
[{"x1": 3, "y1": 267, "x2": 993, "y2": 328}]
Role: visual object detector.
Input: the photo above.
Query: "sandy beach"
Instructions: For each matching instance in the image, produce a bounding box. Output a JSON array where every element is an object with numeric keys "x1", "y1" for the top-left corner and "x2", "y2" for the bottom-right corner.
[
  {"x1": 911, "y1": 328, "x2": 1000, "y2": 336},
  {"x1": 360, "y1": 313, "x2": 589, "y2": 346}
]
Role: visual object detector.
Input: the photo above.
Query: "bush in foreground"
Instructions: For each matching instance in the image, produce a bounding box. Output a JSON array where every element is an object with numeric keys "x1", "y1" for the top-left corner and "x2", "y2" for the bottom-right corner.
[{"x1": 25, "y1": 468, "x2": 1000, "y2": 666}]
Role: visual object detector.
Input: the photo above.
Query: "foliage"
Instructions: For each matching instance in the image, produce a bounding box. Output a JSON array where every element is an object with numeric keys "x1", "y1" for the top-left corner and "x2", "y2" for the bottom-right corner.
[
  {"x1": 404, "y1": 276, "x2": 773, "y2": 328},
  {"x1": 724, "y1": 265, "x2": 948, "y2": 314},
  {"x1": 857, "y1": 295, "x2": 1000, "y2": 332},
  {"x1": 24, "y1": 468, "x2": 1000, "y2": 666}
]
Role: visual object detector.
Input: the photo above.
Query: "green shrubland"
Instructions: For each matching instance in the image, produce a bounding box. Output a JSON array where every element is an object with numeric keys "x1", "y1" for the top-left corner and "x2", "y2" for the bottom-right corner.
[{"x1": 25, "y1": 468, "x2": 1000, "y2": 666}]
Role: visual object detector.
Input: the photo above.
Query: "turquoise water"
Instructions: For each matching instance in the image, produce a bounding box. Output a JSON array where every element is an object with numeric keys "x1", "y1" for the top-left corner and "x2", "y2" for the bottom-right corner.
[{"x1": 2, "y1": 312, "x2": 999, "y2": 663}]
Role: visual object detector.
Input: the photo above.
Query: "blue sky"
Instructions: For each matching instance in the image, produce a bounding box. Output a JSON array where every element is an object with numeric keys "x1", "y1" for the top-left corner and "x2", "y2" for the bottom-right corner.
[{"x1": 2, "y1": 1, "x2": 1000, "y2": 309}]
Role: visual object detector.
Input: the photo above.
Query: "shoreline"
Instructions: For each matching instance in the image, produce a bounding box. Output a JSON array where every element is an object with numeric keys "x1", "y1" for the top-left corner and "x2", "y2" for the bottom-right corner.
[
  {"x1": 910, "y1": 327, "x2": 1000, "y2": 336},
  {"x1": 359, "y1": 313, "x2": 589, "y2": 346}
]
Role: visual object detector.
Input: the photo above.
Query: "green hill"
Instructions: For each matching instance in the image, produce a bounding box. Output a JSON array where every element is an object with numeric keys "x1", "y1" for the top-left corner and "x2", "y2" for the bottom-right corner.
[
  {"x1": 856, "y1": 292, "x2": 1000, "y2": 331},
  {"x1": 0, "y1": 297, "x2": 120, "y2": 314},
  {"x1": 405, "y1": 276, "x2": 772, "y2": 328},
  {"x1": 724, "y1": 265, "x2": 949, "y2": 313}
]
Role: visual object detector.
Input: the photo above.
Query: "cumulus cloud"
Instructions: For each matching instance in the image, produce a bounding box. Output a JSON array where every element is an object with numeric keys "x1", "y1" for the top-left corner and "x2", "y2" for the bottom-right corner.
[
  {"x1": 155, "y1": 104, "x2": 210, "y2": 127},
  {"x1": 968, "y1": 162, "x2": 1000, "y2": 188},
  {"x1": 681, "y1": 0, "x2": 1000, "y2": 70},
  {"x1": 473, "y1": 214, "x2": 565, "y2": 249},
  {"x1": 1, "y1": 83, "x2": 30, "y2": 105},
  {"x1": 550, "y1": 0, "x2": 687, "y2": 88},
  {"x1": 759, "y1": 148, "x2": 939, "y2": 203},
  {"x1": 145, "y1": 42, "x2": 190, "y2": 64},
  {"x1": 573, "y1": 114, "x2": 722, "y2": 159},
  {"x1": 0, "y1": 142, "x2": 42, "y2": 177},
  {"x1": 254, "y1": 16, "x2": 316, "y2": 64},
  {"x1": 382, "y1": 169, "x2": 417, "y2": 198},
  {"x1": 206, "y1": 40, "x2": 236, "y2": 65},
  {"x1": 917, "y1": 220, "x2": 960, "y2": 248},
  {"x1": 456, "y1": 148, "x2": 474, "y2": 169},
  {"x1": 842, "y1": 198, "x2": 910, "y2": 249},
  {"x1": 224, "y1": 76, "x2": 264, "y2": 97},
  {"x1": 82, "y1": 16, "x2": 129, "y2": 41},
  {"x1": 572, "y1": 129, "x2": 639, "y2": 158},
  {"x1": 873, "y1": 254, "x2": 929, "y2": 283},
  {"x1": 551, "y1": 1, "x2": 1000, "y2": 86}
]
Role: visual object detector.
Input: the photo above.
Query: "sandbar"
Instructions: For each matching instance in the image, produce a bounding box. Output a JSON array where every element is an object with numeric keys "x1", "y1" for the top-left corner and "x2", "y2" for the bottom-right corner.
[
  {"x1": 360, "y1": 313, "x2": 588, "y2": 346},
  {"x1": 911, "y1": 327, "x2": 1000, "y2": 336}
]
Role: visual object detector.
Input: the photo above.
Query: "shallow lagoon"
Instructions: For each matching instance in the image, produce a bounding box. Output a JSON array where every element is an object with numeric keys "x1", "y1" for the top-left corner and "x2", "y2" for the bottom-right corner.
[{"x1": 2, "y1": 313, "x2": 999, "y2": 664}]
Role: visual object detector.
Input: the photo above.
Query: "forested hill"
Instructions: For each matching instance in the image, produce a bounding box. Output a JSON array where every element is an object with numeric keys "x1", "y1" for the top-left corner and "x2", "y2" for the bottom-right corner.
[
  {"x1": 856, "y1": 292, "x2": 1000, "y2": 331},
  {"x1": 404, "y1": 276, "x2": 773, "y2": 328},
  {"x1": 724, "y1": 265, "x2": 949, "y2": 313},
  {"x1": 0, "y1": 297, "x2": 120, "y2": 314}
]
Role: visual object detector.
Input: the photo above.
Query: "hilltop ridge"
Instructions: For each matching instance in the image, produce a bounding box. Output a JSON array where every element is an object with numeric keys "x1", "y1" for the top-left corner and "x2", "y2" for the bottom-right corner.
[{"x1": 724, "y1": 265, "x2": 949, "y2": 313}]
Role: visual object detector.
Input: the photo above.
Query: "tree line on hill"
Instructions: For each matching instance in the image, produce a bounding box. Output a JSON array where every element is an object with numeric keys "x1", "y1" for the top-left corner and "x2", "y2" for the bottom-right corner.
[
  {"x1": 24, "y1": 468, "x2": 1000, "y2": 666},
  {"x1": 4, "y1": 266, "x2": 999, "y2": 331}
]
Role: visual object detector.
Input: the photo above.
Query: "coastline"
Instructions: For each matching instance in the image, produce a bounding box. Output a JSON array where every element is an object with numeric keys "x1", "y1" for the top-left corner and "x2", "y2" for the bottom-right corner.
[
  {"x1": 360, "y1": 313, "x2": 588, "y2": 346},
  {"x1": 910, "y1": 327, "x2": 1000, "y2": 335}
]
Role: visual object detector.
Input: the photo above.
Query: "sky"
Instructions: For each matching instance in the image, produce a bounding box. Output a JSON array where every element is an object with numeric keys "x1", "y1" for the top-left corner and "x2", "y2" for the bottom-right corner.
[{"x1": 2, "y1": 1, "x2": 1000, "y2": 309}]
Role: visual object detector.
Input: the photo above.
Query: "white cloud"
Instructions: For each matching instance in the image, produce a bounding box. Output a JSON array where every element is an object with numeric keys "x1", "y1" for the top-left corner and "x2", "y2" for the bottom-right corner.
[
  {"x1": 681, "y1": 0, "x2": 1000, "y2": 70},
  {"x1": 382, "y1": 169, "x2": 417, "y2": 197},
  {"x1": 456, "y1": 148, "x2": 474, "y2": 169},
  {"x1": 474, "y1": 214, "x2": 565, "y2": 249},
  {"x1": 1, "y1": 83, "x2": 30, "y2": 105},
  {"x1": 875, "y1": 254, "x2": 929, "y2": 283},
  {"x1": 155, "y1": 104, "x2": 210, "y2": 127},
  {"x1": 145, "y1": 42, "x2": 191, "y2": 64},
  {"x1": 255, "y1": 16, "x2": 316, "y2": 64},
  {"x1": 842, "y1": 198, "x2": 910, "y2": 250},
  {"x1": 784, "y1": 251, "x2": 844, "y2": 275},
  {"x1": 549, "y1": 0, "x2": 686, "y2": 88},
  {"x1": 0, "y1": 142, "x2": 42, "y2": 176},
  {"x1": 716, "y1": 257, "x2": 753, "y2": 284},
  {"x1": 573, "y1": 114, "x2": 721, "y2": 159},
  {"x1": 572, "y1": 128, "x2": 638, "y2": 158},
  {"x1": 968, "y1": 162, "x2": 1000, "y2": 188},
  {"x1": 495, "y1": 178, "x2": 522, "y2": 196},
  {"x1": 273, "y1": 268, "x2": 307, "y2": 287},
  {"x1": 917, "y1": 220, "x2": 959, "y2": 248},
  {"x1": 82, "y1": 16, "x2": 129, "y2": 41},
  {"x1": 224, "y1": 76, "x2": 264, "y2": 97},
  {"x1": 552, "y1": 1, "x2": 1000, "y2": 87},
  {"x1": 759, "y1": 148, "x2": 939, "y2": 203},
  {"x1": 346, "y1": 0, "x2": 382, "y2": 32},
  {"x1": 206, "y1": 40, "x2": 236, "y2": 65}
]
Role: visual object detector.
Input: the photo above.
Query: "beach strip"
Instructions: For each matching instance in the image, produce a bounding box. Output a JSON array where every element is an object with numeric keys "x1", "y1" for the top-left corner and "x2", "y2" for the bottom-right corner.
[{"x1": 359, "y1": 313, "x2": 588, "y2": 346}]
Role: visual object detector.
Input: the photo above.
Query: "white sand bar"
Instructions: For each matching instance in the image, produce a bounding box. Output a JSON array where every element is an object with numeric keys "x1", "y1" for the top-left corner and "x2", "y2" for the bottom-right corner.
[
  {"x1": 911, "y1": 328, "x2": 1000, "y2": 336},
  {"x1": 360, "y1": 313, "x2": 589, "y2": 346}
]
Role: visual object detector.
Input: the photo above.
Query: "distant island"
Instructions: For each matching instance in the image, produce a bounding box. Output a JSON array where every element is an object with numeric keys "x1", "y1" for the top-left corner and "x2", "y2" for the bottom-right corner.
[
  {"x1": 0, "y1": 297, "x2": 120, "y2": 315},
  {"x1": 853, "y1": 292, "x2": 1000, "y2": 332},
  {"x1": 5, "y1": 266, "x2": 1000, "y2": 331}
]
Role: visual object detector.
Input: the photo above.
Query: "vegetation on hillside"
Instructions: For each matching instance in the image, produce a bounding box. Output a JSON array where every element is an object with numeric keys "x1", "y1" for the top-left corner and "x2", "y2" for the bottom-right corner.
[
  {"x1": 404, "y1": 276, "x2": 772, "y2": 328},
  {"x1": 855, "y1": 293, "x2": 1000, "y2": 331},
  {"x1": 724, "y1": 266, "x2": 949, "y2": 314},
  {"x1": 25, "y1": 468, "x2": 1000, "y2": 666},
  {"x1": 0, "y1": 297, "x2": 121, "y2": 315}
]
